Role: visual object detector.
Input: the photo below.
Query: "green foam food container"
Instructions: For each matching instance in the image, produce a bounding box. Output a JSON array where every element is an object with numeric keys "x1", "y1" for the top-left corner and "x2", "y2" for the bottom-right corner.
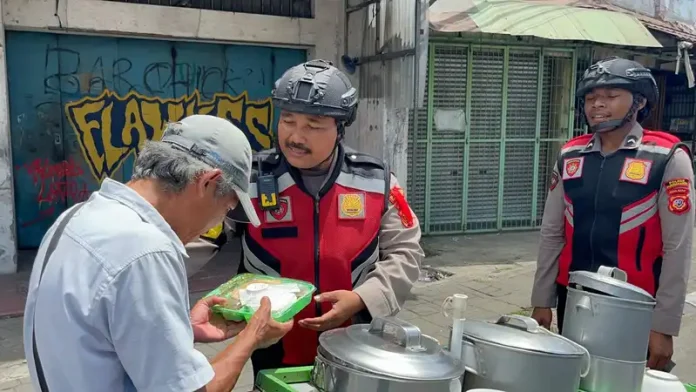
[{"x1": 205, "y1": 273, "x2": 317, "y2": 323}]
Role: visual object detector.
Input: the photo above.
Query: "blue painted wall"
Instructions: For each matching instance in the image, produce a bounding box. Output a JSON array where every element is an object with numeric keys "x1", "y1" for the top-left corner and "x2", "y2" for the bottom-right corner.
[{"x1": 6, "y1": 31, "x2": 306, "y2": 248}]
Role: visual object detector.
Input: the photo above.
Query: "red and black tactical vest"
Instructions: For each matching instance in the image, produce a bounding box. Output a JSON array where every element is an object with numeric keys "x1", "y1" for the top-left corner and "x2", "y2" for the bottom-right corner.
[
  {"x1": 238, "y1": 144, "x2": 390, "y2": 366},
  {"x1": 556, "y1": 130, "x2": 691, "y2": 295}
]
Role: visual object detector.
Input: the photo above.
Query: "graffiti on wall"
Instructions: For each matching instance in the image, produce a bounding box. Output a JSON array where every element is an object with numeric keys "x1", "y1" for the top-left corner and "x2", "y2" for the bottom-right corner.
[
  {"x1": 43, "y1": 48, "x2": 269, "y2": 99},
  {"x1": 16, "y1": 157, "x2": 89, "y2": 227},
  {"x1": 65, "y1": 90, "x2": 273, "y2": 182},
  {"x1": 6, "y1": 31, "x2": 307, "y2": 247}
]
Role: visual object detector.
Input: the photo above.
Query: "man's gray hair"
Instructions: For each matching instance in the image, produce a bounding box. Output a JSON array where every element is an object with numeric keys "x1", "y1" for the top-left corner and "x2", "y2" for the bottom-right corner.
[{"x1": 132, "y1": 140, "x2": 236, "y2": 197}]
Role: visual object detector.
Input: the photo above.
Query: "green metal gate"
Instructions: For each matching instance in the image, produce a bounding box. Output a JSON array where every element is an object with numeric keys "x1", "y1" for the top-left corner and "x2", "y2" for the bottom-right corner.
[{"x1": 408, "y1": 43, "x2": 578, "y2": 235}]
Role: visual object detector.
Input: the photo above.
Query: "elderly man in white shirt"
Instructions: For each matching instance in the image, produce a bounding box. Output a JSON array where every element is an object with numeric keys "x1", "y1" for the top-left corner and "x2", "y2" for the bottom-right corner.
[{"x1": 23, "y1": 114, "x2": 292, "y2": 392}]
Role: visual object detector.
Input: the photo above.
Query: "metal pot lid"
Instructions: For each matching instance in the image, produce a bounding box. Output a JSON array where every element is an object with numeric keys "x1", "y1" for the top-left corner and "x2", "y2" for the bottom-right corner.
[
  {"x1": 317, "y1": 317, "x2": 465, "y2": 381},
  {"x1": 569, "y1": 266, "x2": 654, "y2": 302},
  {"x1": 459, "y1": 315, "x2": 586, "y2": 357}
]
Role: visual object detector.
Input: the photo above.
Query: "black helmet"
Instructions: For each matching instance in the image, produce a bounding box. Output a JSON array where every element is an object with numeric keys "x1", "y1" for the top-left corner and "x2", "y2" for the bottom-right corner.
[
  {"x1": 272, "y1": 59, "x2": 358, "y2": 129},
  {"x1": 576, "y1": 57, "x2": 658, "y2": 132}
]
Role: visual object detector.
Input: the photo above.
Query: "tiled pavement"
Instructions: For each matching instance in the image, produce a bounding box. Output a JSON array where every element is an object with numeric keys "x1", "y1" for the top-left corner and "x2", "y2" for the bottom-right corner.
[{"x1": 3, "y1": 231, "x2": 696, "y2": 391}]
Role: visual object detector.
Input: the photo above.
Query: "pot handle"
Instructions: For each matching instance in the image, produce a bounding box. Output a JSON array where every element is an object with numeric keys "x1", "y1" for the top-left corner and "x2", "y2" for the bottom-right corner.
[
  {"x1": 597, "y1": 266, "x2": 628, "y2": 282},
  {"x1": 576, "y1": 295, "x2": 593, "y2": 315},
  {"x1": 495, "y1": 314, "x2": 540, "y2": 332},
  {"x1": 368, "y1": 317, "x2": 423, "y2": 350},
  {"x1": 498, "y1": 315, "x2": 592, "y2": 378},
  {"x1": 461, "y1": 337, "x2": 482, "y2": 376},
  {"x1": 537, "y1": 327, "x2": 592, "y2": 378}
]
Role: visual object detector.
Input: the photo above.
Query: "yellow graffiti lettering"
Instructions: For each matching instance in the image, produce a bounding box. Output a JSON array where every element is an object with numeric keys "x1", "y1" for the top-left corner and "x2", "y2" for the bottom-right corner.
[
  {"x1": 123, "y1": 99, "x2": 148, "y2": 148},
  {"x1": 261, "y1": 193, "x2": 277, "y2": 208},
  {"x1": 65, "y1": 90, "x2": 274, "y2": 182}
]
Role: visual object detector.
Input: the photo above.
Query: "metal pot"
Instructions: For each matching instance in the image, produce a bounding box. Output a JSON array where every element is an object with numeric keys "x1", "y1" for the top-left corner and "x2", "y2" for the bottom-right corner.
[
  {"x1": 453, "y1": 315, "x2": 590, "y2": 392},
  {"x1": 563, "y1": 266, "x2": 656, "y2": 392},
  {"x1": 310, "y1": 317, "x2": 465, "y2": 392}
]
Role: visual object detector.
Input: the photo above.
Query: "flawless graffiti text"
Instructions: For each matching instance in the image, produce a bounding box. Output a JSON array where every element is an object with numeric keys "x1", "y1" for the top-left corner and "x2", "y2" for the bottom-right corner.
[{"x1": 65, "y1": 89, "x2": 273, "y2": 182}]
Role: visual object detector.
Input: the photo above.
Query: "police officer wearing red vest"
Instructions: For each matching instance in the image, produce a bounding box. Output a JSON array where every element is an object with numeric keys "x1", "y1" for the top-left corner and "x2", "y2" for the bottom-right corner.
[
  {"x1": 530, "y1": 57, "x2": 694, "y2": 371},
  {"x1": 187, "y1": 59, "x2": 424, "y2": 376}
]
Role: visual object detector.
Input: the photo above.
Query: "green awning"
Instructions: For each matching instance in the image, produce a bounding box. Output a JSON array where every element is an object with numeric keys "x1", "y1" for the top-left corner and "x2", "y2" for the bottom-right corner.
[{"x1": 429, "y1": 0, "x2": 663, "y2": 48}]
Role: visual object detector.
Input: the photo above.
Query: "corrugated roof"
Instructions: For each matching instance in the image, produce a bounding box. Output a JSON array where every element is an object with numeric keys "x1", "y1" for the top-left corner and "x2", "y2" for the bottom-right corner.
[{"x1": 429, "y1": 0, "x2": 662, "y2": 47}]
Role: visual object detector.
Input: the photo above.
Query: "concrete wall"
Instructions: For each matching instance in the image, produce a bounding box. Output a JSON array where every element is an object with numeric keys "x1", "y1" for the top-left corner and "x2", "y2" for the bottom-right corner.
[
  {"x1": 341, "y1": 4, "x2": 414, "y2": 192},
  {"x1": 0, "y1": 0, "x2": 16, "y2": 274},
  {"x1": 0, "y1": 0, "x2": 345, "y2": 274},
  {"x1": 2, "y1": 0, "x2": 344, "y2": 62}
]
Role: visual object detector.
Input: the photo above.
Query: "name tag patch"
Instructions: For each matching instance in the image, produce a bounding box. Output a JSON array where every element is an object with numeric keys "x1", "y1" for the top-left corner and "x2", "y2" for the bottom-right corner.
[
  {"x1": 562, "y1": 157, "x2": 584, "y2": 180},
  {"x1": 619, "y1": 158, "x2": 652, "y2": 185},
  {"x1": 265, "y1": 196, "x2": 293, "y2": 223},
  {"x1": 338, "y1": 193, "x2": 366, "y2": 220}
]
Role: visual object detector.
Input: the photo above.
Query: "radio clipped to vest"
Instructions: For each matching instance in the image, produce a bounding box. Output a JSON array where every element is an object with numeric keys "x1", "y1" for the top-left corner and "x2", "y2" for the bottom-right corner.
[{"x1": 257, "y1": 156, "x2": 280, "y2": 211}]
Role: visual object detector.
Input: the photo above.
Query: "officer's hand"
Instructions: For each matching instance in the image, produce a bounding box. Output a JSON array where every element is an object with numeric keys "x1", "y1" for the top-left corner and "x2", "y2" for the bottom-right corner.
[
  {"x1": 647, "y1": 330, "x2": 674, "y2": 370},
  {"x1": 531, "y1": 307, "x2": 553, "y2": 329},
  {"x1": 299, "y1": 290, "x2": 366, "y2": 332},
  {"x1": 238, "y1": 297, "x2": 294, "y2": 349}
]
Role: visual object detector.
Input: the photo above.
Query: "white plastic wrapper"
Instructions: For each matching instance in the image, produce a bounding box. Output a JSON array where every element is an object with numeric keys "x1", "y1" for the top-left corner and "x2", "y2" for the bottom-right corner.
[{"x1": 239, "y1": 282, "x2": 303, "y2": 312}]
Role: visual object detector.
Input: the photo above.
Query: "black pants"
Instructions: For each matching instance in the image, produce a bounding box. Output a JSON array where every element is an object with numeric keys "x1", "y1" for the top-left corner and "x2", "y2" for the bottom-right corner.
[{"x1": 556, "y1": 284, "x2": 568, "y2": 334}]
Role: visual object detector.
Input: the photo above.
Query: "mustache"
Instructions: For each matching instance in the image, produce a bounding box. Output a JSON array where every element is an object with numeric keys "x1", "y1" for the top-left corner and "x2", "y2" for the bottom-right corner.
[{"x1": 285, "y1": 142, "x2": 311, "y2": 153}]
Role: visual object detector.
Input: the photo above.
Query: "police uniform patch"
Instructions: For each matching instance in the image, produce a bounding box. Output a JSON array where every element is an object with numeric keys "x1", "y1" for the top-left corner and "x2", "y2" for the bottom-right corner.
[
  {"x1": 339, "y1": 193, "x2": 366, "y2": 219},
  {"x1": 550, "y1": 171, "x2": 559, "y2": 191},
  {"x1": 265, "y1": 196, "x2": 293, "y2": 223},
  {"x1": 562, "y1": 157, "x2": 584, "y2": 180},
  {"x1": 619, "y1": 158, "x2": 652, "y2": 185},
  {"x1": 668, "y1": 194, "x2": 690, "y2": 215},
  {"x1": 389, "y1": 186, "x2": 415, "y2": 228},
  {"x1": 664, "y1": 178, "x2": 691, "y2": 215},
  {"x1": 664, "y1": 178, "x2": 691, "y2": 196}
]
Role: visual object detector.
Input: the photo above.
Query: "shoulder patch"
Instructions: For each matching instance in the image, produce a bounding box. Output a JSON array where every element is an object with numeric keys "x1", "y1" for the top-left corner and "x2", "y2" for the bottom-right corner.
[
  {"x1": 550, "y1": 171, "x2": 559, "y2": 191},
  {"x1": 389, "y1": 186, "x2": 415, "y2": 228},
  {"x1": 665, "y1": 178, "x2": 692, "y2": 215},
  {"x1": 664, "y1": 178, "x2": 691, "y2": 195}
]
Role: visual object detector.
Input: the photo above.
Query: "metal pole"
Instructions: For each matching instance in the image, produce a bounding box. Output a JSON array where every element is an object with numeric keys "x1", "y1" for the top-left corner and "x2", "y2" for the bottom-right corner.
[
  {"x1": 410, "y1": 0, "x2": 421, "y2": 201},
  {"x1": 344, "y1": 0, "x2": 349, "y2": 59}
]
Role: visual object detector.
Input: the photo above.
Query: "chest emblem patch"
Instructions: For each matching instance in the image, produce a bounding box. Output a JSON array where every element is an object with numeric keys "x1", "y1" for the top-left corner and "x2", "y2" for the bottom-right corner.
[
  {"x1": 339, "y1": 193, "x2": 366, "y2": 219},
  {"x1": 563, "y1": 157, "x2": 584, "y2": 180},
  {"x1": 265, "y1": 196, "x2": 293, "y2": 223},
  {"x1": 619, "y1": 158, "x2": 652, "y2": 185}
]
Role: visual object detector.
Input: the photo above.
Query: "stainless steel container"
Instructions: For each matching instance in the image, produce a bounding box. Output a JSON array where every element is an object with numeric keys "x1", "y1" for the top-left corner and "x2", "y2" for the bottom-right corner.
[
  {"x1": 310, "y1": 317, "x2": 465, "y2": 392},
  {"x1": 563, "y1": 266, "x2": 657, "y2": 392},
  {"x1": 453, "y1": 315, "x2": 590, "y2": 392}
]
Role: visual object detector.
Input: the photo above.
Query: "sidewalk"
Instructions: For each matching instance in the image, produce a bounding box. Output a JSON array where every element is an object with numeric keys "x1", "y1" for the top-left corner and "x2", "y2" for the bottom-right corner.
[{"x1": 2, "y1": 231, "x2": 696, "y2": 391}]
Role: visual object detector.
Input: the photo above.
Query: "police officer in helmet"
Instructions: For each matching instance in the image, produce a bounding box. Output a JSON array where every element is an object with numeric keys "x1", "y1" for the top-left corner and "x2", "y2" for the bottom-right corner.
[
  {"x1": 188, "y1": 59, "x2": 424, "y2": 376},
  {"x1": 271, "y1": 59, "x2": 356, "y2": 170},
  {"x1": 531, "y1": 57, "x2": 694, "y2": 371}
]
